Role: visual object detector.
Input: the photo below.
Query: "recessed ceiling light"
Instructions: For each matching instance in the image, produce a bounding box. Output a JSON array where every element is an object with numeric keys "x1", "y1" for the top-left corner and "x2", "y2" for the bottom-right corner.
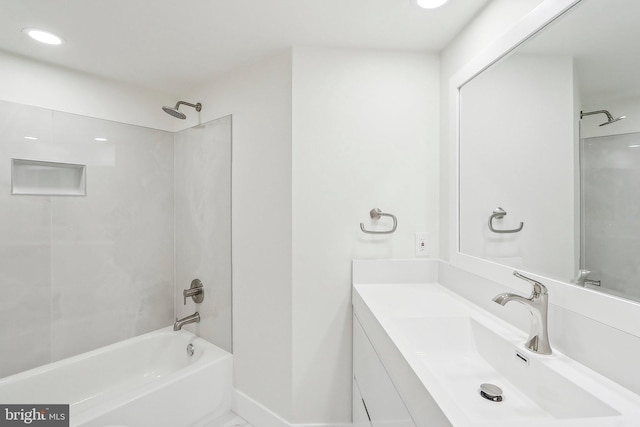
[
  {"x1": 23, "y1": 136, "x2": 38, "y2": 140},
  {"x1": 94, "y1": 137, "x2": 108, "y2": 142},
  {"x1": 417, "y1": 0, "x2": 449, "y2": 8},
  {"x1": 22, "y1": 28, "x2": 64, "y2": 45},
  {"x1": 629, "y1": 144, "x2": 640, "y2": 148}
]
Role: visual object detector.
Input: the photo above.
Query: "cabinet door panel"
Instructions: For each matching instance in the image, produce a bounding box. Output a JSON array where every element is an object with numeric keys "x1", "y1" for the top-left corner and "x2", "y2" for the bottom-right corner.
[
  {"x1": 353, "y1": 316, "x2": 416, "y2": 427},
  {"x1": 353, "y1": 377, "x2": 373, "y2": 427}
]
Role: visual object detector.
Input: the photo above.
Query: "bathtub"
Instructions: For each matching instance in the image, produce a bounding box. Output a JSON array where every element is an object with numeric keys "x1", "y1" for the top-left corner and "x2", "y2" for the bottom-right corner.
[{"x1": 0, "y1": 327, "x2": 233, "y2": 427}]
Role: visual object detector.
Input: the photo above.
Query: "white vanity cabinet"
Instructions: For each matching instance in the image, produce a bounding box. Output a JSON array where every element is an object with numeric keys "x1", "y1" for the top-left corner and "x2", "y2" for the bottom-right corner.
[{"x1": 353, "y1": 315, "x2": 416, "y2": 427}]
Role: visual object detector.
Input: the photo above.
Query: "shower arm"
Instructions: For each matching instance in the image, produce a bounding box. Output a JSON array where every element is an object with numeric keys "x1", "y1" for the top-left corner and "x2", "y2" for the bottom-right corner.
[
  {"x1": 580, "y1": 110, "x2": 614, "y2": 121},
  {"x1": 175, "y1": 101, "x2": 202, "y2": 112}
]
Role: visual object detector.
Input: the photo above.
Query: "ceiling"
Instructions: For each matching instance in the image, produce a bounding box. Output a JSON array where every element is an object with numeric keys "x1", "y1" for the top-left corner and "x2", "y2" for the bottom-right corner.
[{"x1": 0, "y1": 0, "x2": 490, "y2": 95}]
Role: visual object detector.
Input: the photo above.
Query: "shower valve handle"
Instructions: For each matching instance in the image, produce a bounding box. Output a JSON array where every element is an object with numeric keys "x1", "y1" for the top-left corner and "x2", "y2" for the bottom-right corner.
[{"x1": 183, "y1": 279, "x2": 204, "y2": 305}]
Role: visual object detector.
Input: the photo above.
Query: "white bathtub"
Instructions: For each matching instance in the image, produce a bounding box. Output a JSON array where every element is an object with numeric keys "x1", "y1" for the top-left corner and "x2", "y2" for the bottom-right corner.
[{"x1": 0, "y1": 327, "x2": 233, "y2": 427}]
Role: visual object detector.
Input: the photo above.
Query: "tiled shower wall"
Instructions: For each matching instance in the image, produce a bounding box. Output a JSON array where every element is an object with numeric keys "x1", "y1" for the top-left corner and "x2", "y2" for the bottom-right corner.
[
  {"x1": 582, "y1": 132, "x2": 640, "y2": 301},
  {"x1": 0, "y1": 101, "x2": 175, "y2": 377},
  {"x1": 174, "y1": 116, "x2": 232, "y2": 353}
]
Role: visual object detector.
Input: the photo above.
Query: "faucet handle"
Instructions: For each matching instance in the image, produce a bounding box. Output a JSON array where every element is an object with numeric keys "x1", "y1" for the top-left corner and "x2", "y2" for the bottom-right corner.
[
  {"x1": 513, "y1": 271, "x2": 547, "y2": 297},
  {"x1": 183, "y1": 279, "x2": 204, "y2": 305},
  {"x1": 574, "y1": 269, "x2": 591, "y2": 284}
]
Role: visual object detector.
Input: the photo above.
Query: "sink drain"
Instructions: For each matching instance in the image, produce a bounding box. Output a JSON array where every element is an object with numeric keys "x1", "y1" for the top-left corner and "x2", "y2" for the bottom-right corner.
[{"x1": 479, "y1": 383, "x2": 503, "y2": 402}]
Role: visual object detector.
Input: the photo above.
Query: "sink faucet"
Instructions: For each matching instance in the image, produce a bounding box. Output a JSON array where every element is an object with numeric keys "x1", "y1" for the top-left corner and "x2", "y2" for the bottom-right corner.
[
  {"x1": 173, "y1": 312, "x2": 200, "y2": 331},
  {"x1": 492, "y1": 271, "x2": 552, "y2": 355}
]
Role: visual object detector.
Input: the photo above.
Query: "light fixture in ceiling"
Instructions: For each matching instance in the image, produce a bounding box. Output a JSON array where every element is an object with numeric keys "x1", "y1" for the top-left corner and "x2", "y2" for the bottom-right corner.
[
  {"x1": 416, "y1": 0, "x2": 449, "y2": 9},
  {"x1": 94, "y1": 137, "x2": 108, "y2": 142},
  {"x1": 23, "y1": 136, "x2": 38, "y2": 140},
  {"x1": 22, "y1": 28, "x2": 64, "y2": 45}
]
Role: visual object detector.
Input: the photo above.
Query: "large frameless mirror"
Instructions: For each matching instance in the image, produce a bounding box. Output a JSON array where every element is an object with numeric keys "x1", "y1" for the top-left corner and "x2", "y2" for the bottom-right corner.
[{"x1": 458, "y1": 0, "x2": 640, "y2": 303}]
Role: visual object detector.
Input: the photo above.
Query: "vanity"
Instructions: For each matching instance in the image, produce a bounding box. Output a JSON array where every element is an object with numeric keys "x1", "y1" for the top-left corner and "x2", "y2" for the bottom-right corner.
[
  {"x1": 352, "y1": 0, "x2": 640, "y2": 424},
  {"x1": 352, "y1": 260, "x2": 640, "y2": 426}
]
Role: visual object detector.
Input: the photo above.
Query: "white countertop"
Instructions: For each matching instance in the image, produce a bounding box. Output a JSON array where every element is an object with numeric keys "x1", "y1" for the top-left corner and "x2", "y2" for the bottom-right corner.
[{"x1": 353, "y1": 281, "x2": 640, "y2": 427}]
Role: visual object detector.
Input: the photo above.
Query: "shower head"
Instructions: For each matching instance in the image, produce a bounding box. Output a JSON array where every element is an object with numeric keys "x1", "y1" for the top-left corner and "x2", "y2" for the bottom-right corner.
[
  {"x1": 580, "y1": 110, "x2": 626, "y2": 127},
  {"x1": 162, "y1": 105, "x2": 186, "y2": 119},
  {"x1": 162, "y1": 101, "x2": 202, "y2": 120},
  {"x1": 601, "y1": 114, "x2": 626, "y2": 126}
]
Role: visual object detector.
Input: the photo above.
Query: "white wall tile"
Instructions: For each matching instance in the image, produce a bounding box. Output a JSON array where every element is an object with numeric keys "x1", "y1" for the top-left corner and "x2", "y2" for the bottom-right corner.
[
  {"x1": 0, "y1": 111, "x2": 53, "y2": 375},
  {"x1": 582, "y1": 133, "x2": 640, "y2": 300},
  {"x1": 174, "y1": 115, "x2": 232, "y2": 352},
  {"x1": 0, "y1": 102, "x2": 175, "y2": 375}
]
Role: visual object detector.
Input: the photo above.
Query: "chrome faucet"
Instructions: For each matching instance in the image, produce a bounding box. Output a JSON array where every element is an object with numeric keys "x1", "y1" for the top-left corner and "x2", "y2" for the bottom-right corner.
[
  {"x1": 173, "y1": 312, "x2": 200, "y2": 331},
  {"x1": 492, "y1": 271, "x2": 552, "y2": 355},
  {"x1": 183, "y1": 279, "x2": 204, "y2": 305}
]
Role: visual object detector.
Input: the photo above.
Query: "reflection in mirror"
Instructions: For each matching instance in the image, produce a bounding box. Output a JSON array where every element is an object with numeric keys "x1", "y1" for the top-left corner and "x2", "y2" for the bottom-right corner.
[
  {"x1": 458, "y1": 0, "x2": 640, "y2": 302},
  {"x1": 581, "y1": 133, "x2": 640, "y2": 300}
]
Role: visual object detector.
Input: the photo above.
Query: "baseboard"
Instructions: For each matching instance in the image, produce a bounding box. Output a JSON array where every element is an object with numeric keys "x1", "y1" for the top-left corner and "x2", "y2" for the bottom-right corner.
[
  {"x1": 293, "y1": 423, "x2": 352, "y2": 427},
  {"x1": 232, "y1": 390, "x2": 351, "y2": 427},
  {"x1": 232, "y1": 390, "x2": 289, "y2": 427}
]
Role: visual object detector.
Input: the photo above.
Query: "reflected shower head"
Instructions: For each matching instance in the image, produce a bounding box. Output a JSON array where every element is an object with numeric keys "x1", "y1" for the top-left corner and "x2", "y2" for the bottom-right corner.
[
  {"x1": 601, "y1": 114, "x2": 626, "y2": 126},
  {"x1": 580, "y1": 109, "x2": 626, "y2": 127},
  {"x1": 162, "y1": 101, "x2": 202, "y2": 120}
]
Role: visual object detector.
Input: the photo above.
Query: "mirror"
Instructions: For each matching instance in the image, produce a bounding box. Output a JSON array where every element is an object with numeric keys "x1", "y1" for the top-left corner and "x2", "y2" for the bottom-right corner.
[{"x1": 458, "y1": 0, "x2": 640, "y2": 302}]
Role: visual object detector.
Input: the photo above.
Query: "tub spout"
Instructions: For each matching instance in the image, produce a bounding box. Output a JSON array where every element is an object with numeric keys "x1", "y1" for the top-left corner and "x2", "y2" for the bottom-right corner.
[{"x1": 173, "y1": 312, "x2": 200, "y2": 331}]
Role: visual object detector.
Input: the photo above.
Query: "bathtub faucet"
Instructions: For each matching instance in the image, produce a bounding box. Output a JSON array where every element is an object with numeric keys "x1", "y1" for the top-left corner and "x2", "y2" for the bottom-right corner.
[{"x1": 174, "y1": 312, "x2": 200, "y2": 331}]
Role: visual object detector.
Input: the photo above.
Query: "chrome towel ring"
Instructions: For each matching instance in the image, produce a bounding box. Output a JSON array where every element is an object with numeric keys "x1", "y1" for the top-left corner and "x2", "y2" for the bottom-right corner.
[
  {"x1": 488, "y1": 207, "x2": 523, "y2": 234},
  {"x1": 360, "y1": 208, "x2": 397, "y2": 234}
]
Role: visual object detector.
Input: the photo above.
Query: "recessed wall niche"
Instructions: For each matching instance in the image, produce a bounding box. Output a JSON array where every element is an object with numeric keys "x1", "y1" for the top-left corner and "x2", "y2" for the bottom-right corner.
[{"x1": 11, "y1": 158, "x2": 86, "y2": 196}]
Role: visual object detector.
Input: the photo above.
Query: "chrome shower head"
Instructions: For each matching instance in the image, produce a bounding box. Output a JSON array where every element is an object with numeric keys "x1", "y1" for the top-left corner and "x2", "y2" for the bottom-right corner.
[
  {"x1": 162, "y1": 101, "x2": 202, "y2": 120},
  {"x1": 580, "y1": 109, "x2": 626, "y2": 127},
  {"x1": 600, "y1": 114, "x2": 626, "y2": 126},
  {"x1": 162, "y1": 105, "x2": 187, "y2": 119}
]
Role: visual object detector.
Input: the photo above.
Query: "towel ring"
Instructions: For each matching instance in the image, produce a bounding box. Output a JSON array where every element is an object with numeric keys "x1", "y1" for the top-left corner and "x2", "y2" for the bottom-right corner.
[
  {"x1": 360, "y1": 208, "x2": 397, "y2": 234},
  {"x1": 488, "y1": 207, "x2": 523, "y2": 234}
]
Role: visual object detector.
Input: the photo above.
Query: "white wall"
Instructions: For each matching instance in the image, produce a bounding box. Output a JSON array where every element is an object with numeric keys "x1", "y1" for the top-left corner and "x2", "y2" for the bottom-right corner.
[
  {"x1": 183, "y1": 47, "x2": 439, "y2": 425},
  {"x1": 0, "y1": 51, "x2": 178, "y2": 132},
  {"x1": 291, "y1": 47, "x2": 439, "y2": 423},
  {"x1": 459, "y1": 54, "x2": 576, "y2": 282},
  {"x1": 184, "y1": 51, "x2": 295, "y2": 421},
  {"x1": 439, "y1": 0, "x2": 545, "y2": 260}
]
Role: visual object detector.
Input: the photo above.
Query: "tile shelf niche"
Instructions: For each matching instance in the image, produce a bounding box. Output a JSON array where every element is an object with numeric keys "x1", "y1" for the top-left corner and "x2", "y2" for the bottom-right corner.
[{"x1": 11, "y1": 158, "x2": 86, "y2": 196}]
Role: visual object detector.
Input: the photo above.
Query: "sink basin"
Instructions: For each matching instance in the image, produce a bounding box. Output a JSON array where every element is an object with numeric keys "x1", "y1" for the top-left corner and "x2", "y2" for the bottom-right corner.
[
  {"x1": 353, "y1": 283, "x2": 640, "y2": 426},
  {"x1": 387, "y1": 316, "x2": 619, "y2": 422}
]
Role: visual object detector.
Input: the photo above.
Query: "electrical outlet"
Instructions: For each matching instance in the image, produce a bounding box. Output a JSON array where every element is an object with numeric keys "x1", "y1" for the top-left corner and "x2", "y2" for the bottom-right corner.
[{"x1": 415, "y1": 232, "x2": 429, "y2": 257}]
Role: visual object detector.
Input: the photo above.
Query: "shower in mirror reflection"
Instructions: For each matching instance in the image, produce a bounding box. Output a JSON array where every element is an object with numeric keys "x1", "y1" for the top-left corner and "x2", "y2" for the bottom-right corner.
[{"x1": 580, "y1": 109, "x2": 626, "y2": 126}]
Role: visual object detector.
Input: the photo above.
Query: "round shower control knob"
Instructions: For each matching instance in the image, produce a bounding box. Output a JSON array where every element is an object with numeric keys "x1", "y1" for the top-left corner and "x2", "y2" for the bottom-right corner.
[{"x1": 183, "y1": 279, "x2": 204, "y2": 305}]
